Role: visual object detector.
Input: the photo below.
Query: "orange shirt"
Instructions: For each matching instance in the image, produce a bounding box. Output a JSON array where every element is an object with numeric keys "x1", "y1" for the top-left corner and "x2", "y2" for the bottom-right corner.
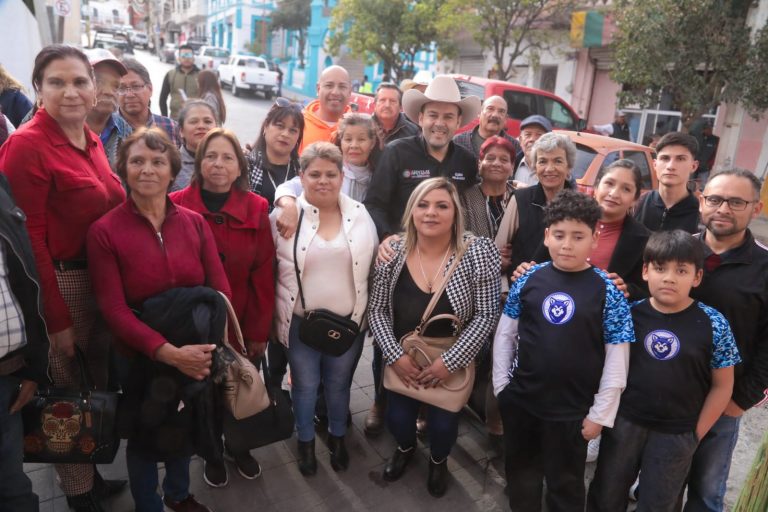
[{"x1": 298, "y1": 99, "x2": 350, "y2": 154}]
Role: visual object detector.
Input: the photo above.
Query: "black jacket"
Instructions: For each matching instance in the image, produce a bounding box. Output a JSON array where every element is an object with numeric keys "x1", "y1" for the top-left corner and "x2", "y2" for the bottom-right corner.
[
  {"x1": 453, "y1": 126, "x2": 522, "y2": 161},
  {"x1": 692, "y1": 230, "x2": 768, "y2": 410},
  {"x1": 365, "y1": 135, "x2": 478, "y2": 238},
  {"x1": 124, "y1": 286, "x2": 226, "y2": 461},
  {"x1": 0, "y1": 174, "x2": 49, "y2": 385},
  {"x1": 633, "y1": 190, "x2": 700, "y2": 233},
  {"x1": 607, "y1": 215, "x2": 650, "y2": 301},
  {"x1": 374, "y1": 112, "x2": 419, "y2": 147}
]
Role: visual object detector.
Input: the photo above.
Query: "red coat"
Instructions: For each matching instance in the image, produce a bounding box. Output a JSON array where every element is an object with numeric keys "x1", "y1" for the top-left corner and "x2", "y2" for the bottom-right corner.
[
  {"x1": 171, "y1": 183, "x2": 275, "y2": 355},
  {"x1": 0, "y1": 109, "x2": 125, "y2": 332},
  {"x1": 87, "y1": 199, "x2": 231, "y2": 358}
]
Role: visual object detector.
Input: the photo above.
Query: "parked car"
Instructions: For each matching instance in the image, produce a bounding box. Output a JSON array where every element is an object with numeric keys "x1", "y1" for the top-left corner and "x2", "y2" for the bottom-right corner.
[
  {"x1": 194, "y1": 46, "x2": 231, "y2": 73},
  {"x1": 450, "y1": 74, "x2": 585, "y2": 136},
  {"x1": 218, "y1": 54, "x2": 280, "y2": 99},
  {"x1": 160, "y1": 43, "x2": 177, "y2": 63},
  {"x1": 132, "y1": 32, "x2": 149, "y2": 50},
  {"x1": 561, "y1": 130, "x2": 658, "y2": 196},
  {"x1": 92, "y1": 32, "x2": 133, "y2": 55}
]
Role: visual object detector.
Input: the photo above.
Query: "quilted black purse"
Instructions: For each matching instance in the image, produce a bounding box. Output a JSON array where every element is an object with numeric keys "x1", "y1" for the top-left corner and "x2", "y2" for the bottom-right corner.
[
  {"x1": 21, "y1": 347, "x2": 120, "y2": 464},
  {"x1": 292, "y1": 209, "x2": 359, "y2": 357}
]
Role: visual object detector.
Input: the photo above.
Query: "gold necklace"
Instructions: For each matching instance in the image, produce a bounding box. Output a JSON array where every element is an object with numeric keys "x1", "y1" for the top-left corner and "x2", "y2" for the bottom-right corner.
[{"x1": 417, "y1": 245, "x2": 451, "y2": 293}]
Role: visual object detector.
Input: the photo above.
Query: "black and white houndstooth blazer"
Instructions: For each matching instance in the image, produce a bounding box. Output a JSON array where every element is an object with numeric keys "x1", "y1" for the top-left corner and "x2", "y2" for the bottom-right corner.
[{"x1": 368, "y1": 234, "x2": 501, "y2": 373}]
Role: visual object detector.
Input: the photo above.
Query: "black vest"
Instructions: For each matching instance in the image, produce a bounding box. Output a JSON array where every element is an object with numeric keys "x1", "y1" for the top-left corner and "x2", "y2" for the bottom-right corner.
[{"x1": 510, "y1": 183, "x2": 571, "y2": 271}]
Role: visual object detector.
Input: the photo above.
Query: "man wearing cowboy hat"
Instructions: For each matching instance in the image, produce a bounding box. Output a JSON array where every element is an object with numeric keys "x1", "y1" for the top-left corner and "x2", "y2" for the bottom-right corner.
[{"x1": 364, "y1": 75, "x2": 481, "y2": 238}]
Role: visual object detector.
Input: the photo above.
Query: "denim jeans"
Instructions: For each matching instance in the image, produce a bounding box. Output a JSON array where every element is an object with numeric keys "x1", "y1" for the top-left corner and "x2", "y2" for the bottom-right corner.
[
  {"x1": 587, "y1": 414, "x2": 699, "y2": 512},
  {"x1": 126, "y1": 443, "x2": 190, "y2": 512},
  {"x1": 287, "y1": 315, "x2": 363, "y2": 442},
  {"x1": 0, "y1": 375, "x2": 38, "y2": 512},
  {"x1": 386, "y1": 390, "x2": 459, "y2": 460},
  {"x1": 683, "y1": 414, "x2": 741, "y2": 512}
]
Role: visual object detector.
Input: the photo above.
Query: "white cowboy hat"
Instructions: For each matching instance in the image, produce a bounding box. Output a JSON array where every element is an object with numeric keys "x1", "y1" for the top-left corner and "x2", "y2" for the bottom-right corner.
[{"x1": 402, "y1": 75, "x2": 481, "y2": 125}]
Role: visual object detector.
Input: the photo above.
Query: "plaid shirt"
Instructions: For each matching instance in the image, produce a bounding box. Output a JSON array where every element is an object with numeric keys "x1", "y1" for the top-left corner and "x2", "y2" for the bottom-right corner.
[
  {"x1": 115, "y1": 111, "x2": 181, "y2": 147},
  {"x1": 0, "y1": 244, "x2": 26, "y2": 360}
]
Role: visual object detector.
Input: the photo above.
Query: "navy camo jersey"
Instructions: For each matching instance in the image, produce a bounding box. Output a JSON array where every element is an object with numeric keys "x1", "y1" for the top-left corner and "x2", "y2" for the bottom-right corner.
[
  {"x1": 620, "y1": 300, "x2": 741, "y2": 434},
  {"x1": 502, "y1": 262, "x2": 635, "y2": 421}
]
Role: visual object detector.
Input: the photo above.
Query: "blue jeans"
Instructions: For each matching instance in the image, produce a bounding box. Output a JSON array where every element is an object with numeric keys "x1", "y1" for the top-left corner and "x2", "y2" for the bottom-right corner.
[
  {"x1": 126, "y1": 443, "x2": 190, "y2": 512},
  {"x1": 0, "y1": 375, "x2": 38, "y2": 512},
  {"x1": 683, "y1": 414, "x2": 741, "y2": 512},
  {"x1": 287, "y1": 315, "x2": 363, "y2": 442},
  {"x1": 587, "y1": 414, "x2": 699, "y2": 512},
  {"x1": 386, "y1": 391, "x2": 459, "y2": 460}
]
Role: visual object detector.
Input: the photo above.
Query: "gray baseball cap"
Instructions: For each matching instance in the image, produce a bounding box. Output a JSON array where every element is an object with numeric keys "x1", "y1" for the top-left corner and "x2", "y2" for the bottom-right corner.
[{"x1": 520, "y1": 114, "x2": 552, "y2": 132}]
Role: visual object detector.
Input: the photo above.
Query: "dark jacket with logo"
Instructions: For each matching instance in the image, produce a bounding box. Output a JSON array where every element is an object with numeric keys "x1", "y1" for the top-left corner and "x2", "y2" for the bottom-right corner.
[
  {"x1": 0, "y1": 174, "x2": 49, "y2": 385},
  {"x1": 364, "y1": 135, "x2": 478, "y2": 238}
]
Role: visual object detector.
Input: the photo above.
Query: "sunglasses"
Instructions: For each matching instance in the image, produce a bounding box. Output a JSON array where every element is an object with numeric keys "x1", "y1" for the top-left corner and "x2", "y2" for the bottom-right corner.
[{"x1": 274, "y1": 97, "x2": 302, "y2": 111}]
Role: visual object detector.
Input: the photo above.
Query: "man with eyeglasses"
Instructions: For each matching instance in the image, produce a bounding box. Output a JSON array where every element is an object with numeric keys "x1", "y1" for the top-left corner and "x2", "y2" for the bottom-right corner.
[
  {"x1": 299, "y1": 65, "x2": 352, "y2": 153},
  {"x1": 115, "y1": 58, "x2": 181, "y2": 147},
  {"x1": 634, "y1": 132, "x2": 701, "y2": 233},
  {"x1": 158, "y1": 43, "x2": 200, "y2": 121},
  {"x1": 85, "y1": 54, "x2": 128, "y2": 170},
  {"x1": 682, "y1": 168, "x2": 768, "y2": 511}
]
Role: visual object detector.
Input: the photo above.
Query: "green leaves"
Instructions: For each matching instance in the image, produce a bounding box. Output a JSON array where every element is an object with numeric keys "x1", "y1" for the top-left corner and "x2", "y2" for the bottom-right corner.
[
  {"x1": 612, "y1": 0, "x2": 763, "y2": 130},
  {"x1": 328, "y1": 0, "x2": 451, "y2": 81}
]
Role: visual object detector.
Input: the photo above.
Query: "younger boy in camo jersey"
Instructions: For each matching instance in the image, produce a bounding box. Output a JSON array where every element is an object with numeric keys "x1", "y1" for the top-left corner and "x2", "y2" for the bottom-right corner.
[
  {"x1": 587, "y1": 230, "x2": 740, "y2": 512},
  {"x1": 492, "y1": 189, "x2": 635, "y2": 512}
]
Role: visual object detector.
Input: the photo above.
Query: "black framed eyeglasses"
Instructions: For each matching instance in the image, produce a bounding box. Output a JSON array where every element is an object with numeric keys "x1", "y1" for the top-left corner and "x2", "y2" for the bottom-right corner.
[
  {"x1": 116, "y1": 84, "x2": 147, "y2": 96},
  {"x1": 702, "y1": 195, "x2": 756, "y2": 211}
]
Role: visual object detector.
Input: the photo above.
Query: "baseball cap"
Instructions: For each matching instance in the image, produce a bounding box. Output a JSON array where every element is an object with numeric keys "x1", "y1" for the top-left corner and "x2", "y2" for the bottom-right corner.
[
  {"x1": 89, "y1": 54, "x2": 128, "y2": 76},
  {"x1": 520, "y1": 114, "x2": 552, "y2": 133}
]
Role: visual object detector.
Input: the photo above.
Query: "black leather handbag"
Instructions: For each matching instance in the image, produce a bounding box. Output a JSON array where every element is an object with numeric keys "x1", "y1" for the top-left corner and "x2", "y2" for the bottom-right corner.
[
  {"x1": 21, "y1": 347, "x2": 120, "y2": 464},
  {"x1": 292, "y1": 209, "x2": 359, "y2": 357},
  {"x1": 223, "y1": 358, "x2": 295, "y2": 451}
]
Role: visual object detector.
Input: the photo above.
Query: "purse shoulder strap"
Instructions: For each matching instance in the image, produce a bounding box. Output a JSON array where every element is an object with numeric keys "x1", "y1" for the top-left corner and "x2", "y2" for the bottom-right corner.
[
  {"x1": 292, "y1": 208, "x2": 307, "y2": 311},
  {"x1": 417, "y1": 237, "x2": 474, "y2": 327},
  {"x1": 218, "y1": 291, "x2": 248, "y2": 356}
]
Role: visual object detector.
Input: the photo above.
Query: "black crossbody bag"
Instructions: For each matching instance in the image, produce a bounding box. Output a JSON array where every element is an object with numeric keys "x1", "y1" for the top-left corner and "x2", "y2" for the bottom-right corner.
[{"x1": 292, "y1": 209, "x2": 359, "y2": 356}]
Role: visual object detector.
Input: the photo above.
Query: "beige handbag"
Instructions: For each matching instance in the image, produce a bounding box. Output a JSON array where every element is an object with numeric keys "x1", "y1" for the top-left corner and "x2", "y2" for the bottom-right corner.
[
  {"x1": 383, "y1": 248, "x2": 475, "y2": 413},
  {"x1": 219, "y1": 292, "x2": 271, "y2": 420}
]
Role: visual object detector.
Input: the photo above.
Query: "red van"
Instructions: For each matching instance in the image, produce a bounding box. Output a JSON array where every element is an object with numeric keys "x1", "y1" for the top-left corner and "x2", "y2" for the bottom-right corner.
[
  {"x1": 449, "y1": 75, "x2": 584, "y2": 136},
  {"x1": 348, "y1": 75, "x2": 584, "y2": 137}
]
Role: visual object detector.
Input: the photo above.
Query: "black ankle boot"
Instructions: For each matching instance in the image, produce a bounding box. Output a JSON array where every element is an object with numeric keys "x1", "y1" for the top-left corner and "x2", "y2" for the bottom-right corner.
[
  {"x1": 383, "y1": 445, "x2": 415, "y2": 482},
  {"x1": 427, "y1": 456, "x2": 449, "y2": 498},
  {"x1": 298, "y1": 439, "x2": 317, "y2": 476},
  {"x1": 93, "y1": 468, "x2": 127, "y2": 499},
  {"x1": 328, "y1": 434, "x2": 349, "y2": 472},
  {"x1": 66, "y1": 491, "x2": 106, "y2": 512}
]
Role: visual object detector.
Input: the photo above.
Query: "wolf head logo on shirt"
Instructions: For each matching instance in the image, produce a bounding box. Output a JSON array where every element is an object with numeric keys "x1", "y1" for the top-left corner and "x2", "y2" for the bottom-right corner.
[
  {"x1": 542, "y1": 293, "x2": 575, "y2": 325},
  {"x1": 643, "y1": 330, "x2": 681, "y2": 361}
]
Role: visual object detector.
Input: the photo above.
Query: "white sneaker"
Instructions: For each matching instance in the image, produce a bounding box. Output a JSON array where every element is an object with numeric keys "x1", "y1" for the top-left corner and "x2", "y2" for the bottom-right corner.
[
  {"x1": 629, "y1": 475, "x2": 640, "y2": 501},
  {"x1": 586, "y1": 435, "x2": 601, "y2": 463}
]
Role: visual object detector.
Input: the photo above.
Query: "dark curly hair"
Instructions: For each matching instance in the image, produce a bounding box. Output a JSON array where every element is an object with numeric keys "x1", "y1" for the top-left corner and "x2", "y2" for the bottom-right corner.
[{"x1": 543, "y1": 189, "x2": 602, "y2": 231}]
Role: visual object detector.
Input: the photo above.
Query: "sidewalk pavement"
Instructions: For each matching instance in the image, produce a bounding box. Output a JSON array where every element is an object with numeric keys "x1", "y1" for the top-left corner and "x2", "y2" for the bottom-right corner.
[{"x1": 27, "y1": 332, "x2": 767, "y2": 511}]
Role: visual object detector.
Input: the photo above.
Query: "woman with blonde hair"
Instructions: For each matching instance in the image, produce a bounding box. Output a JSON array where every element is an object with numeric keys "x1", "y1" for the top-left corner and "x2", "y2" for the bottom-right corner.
[
  {"x1": 0, "y1": 64, "x2": 33, "y2": 127},
  {"x1": 368, "y1": 177, "x2": 501, "y2": 498}
]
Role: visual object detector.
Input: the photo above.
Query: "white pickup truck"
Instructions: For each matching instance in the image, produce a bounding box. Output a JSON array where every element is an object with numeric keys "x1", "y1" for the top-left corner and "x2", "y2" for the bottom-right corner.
[
  {"x1": 194, "y1": 46, "x2": 230, "y2": 74},
  {"x1": 218, "y1": 54, "x2": 280, "y2": 99}
]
